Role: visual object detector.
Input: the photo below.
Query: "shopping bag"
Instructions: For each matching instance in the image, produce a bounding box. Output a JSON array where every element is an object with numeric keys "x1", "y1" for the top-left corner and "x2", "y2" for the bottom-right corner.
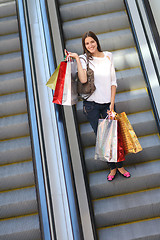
[
  {"x1": 117, "y1": 120, "x2": 125, "y2": 162},
  {"x1": 52, "y1": 61, "x2": 67, "y2": 105},
  {"x1": 62, "y1": 60, "x2": 78, "y2": 105},
  {"x1": 46, "y1": 63, "x2": 60, "y2": 90},
  {"x1": 95, "y1": 118, "x2": 118, "y2": 162},
  {"x1": 116, "y1": 112, "x2": 142, "y2": 155}
]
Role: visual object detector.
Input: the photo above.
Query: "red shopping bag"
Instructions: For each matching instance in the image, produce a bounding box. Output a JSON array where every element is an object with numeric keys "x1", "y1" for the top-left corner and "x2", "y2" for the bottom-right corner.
[
  {"x1": 117, "y1": 120, "x2": 125, "y2": 162},
  {"x1": 62, "y1": 60, "x2": 78, "y2": 105},
  {"x1": 52, "y1": 61, "x2": 67, "y2": 104}
]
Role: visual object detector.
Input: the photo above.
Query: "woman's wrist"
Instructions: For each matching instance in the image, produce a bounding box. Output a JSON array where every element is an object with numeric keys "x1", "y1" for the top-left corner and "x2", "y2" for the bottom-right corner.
[
  {"x1": 110, "y1": 102, "x2": 114, "y2": 106},
  {"x1": 75, "y1": 55, "x2": 80, "y2": 63},
  {"x1": 110, "y1": 102, "x2": 114, "y2": 111}
]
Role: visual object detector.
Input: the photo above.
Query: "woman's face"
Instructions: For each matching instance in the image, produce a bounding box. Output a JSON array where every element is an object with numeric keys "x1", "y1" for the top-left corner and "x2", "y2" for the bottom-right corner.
[{"x1": 85, "y1": 37, "x2": 98, "y2": 54}]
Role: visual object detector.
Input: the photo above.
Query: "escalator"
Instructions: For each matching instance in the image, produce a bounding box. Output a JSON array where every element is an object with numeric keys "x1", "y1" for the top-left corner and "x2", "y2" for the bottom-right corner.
[
  {"x1": 57, "y1": 0, "x2": 160, "y2": 239},
  {"x1": 1, "y1": 0, "x2": 160, "y2": 239},
  {"x1": 0, "y1": 1, "x2": 41, "y2": 239}
]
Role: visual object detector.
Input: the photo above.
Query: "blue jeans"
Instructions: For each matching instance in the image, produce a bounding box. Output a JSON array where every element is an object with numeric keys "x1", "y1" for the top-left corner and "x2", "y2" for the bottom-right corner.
[
  {"x1": 83, "y1": 100, "x2": 123, "y2": 170},
  {"x1": 83, "y1": 101, "x2": 110, "y2": 134}
]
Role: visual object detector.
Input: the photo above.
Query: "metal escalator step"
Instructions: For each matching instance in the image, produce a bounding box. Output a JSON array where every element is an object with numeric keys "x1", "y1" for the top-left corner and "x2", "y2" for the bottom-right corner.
[
  {"x1": 0, "y1": 214, "x2": 41, "y2": 240},
  {"x1": 76, "y1": 68, "x2": 145, "y2": 123},
  {"x1": 58, "y1": 0, "x2": 82, "y2": 4},
  {"x1": 0, "y1": 51, "x2": 22, "y2": 74},
  {"x1": 0, "y1": 33, "x2": 20, "y2": 54},
  {"x1": 116, "y1": 68, "x2": 145, "y2": 93},
  {"x1": 0, "y1": 187, "x2": 38, "y2": 219},
  {"x1": 98, "y1": 217, "x2": 160, "y2": 240},
  {"x1": 77, "y1": 88, "x2": 151, "y2": 129},
  {"x1": 0, "y1": 15, "x2": 18, "y2": 35},
  {"x1": 94, "y1": 188, "x2": 160, "y2": 228},
  {"x1": 113, "y1": 48, "x2": 140, "y2": 71},
  {"x1": 80, "y1": 123, "x2": 95, "y2": 147},
  {"x1": 60, "y1": 0, "x2": 125, "y2": 22},
  {"x1": 0, "y1": 0, "x2": 16, "y2": 18},
  {"x1": 84, "y1": 134, "x2": 160, "y2": 172},
  {"x1": 63, "y1": 11, "x2": 129, "y2": 40},
  {"x1": 0, "y1": 92, "x2": 27, "y2": 117},
  {"x1": 0, "y1": 137, "x2": 32, "y2": 165},
  {"x1": 80, "y1": 111, "x2": 157, "y2": 148},
  {"x1": 0, "y1": 71, "x2": 24, "y2": 95},
  {"x1": 66, "y1": 29, "x2": 135, "y2": 54},
  {"x1": 0, "y1": 161, "x2": 35, "y2": 191},
  {"x1": 0, "y1": 114, "x2": 30, "y2": 140},
  {"x1": 0, "y1": 0, "x2": 15, "y2": 4},
  {"x1": 116, "y1": 88, "x2": 151, "y2": 114},
  {"x1": 90, "y1": 160, "x2": 160, "y2": 200},
  {"x1": 126, "y1": 111, "x2": 158, "y2": 136}
]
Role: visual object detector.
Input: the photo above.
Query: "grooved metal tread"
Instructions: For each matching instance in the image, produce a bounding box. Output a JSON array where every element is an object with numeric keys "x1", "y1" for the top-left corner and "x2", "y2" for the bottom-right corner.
[
  {"x1": 0, "y1": 15, "x2": 18, "y2": 35},
  {"x1": 0, "y1": 161, "x2": 35, "y2": 191},
  {"x1": 98, "y1": 218, "x2": 160, "y2": 240},
  {"x1": 0, "y1": 0, "x2": 16, "y2": 18},
  {"x1": 80, "y1": 111, "x2": 158, "y2": 148},
  {"x1": 0, "y1": 33, "x2": 20, "y2": 54},
  {"x1": 77, "y1": 88, "x2": 152, "y2": 124},
  {"x1": 0, "y1": 113, "x2": 29, "y2": 140},
  {"x1": 63, "y1": 11, "x2": 129, "y2": 40},
  {"x1": 84, "y1": 134, "x2": 160, "y2": 172},
  {"x1": 0, "y1": 51, "x2": 22, "y2": 74},
  {"x1": 0, "y1": 71, "x2": 24, "y2": 95},
  {"x1": 0, "y1": 215, "x2": 41, "y2": 240},
  {"x1": 90, "y1": 160, "x2": 160, "y2": 200},
  {"x1": 0, "y1": 1, "x2": 41, "y2": 238},
  {"x1": 0, "y1": 136, "x2": 32, "y2": 165},
  {"x1": 66, "y1": 29, "x2": 135, "y2": 54},
  {"x1": 94, "y1": 187, "x2": 160, "y2": 228},
  {"x1": 0, "y1": 187, "x2": 38, "y2": 219},
  {"x1": 60, "y1": 0, "x2": 125, "y2": 22},
  {"x1": 0, "y1": 91, "x2": 27, "y2": 117},
  {"x1": 0, "y1": 0, "x2": 15, "y2": 4}
]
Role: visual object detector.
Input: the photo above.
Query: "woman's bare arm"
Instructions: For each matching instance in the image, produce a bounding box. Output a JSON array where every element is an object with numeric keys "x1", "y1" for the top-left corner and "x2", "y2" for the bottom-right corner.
[
  {"x1": 65, "y1": 50, "x2": 87, "y2": 83},
  {"x1": 110, "y1": 85, "x2": 116, "y2": 111}
]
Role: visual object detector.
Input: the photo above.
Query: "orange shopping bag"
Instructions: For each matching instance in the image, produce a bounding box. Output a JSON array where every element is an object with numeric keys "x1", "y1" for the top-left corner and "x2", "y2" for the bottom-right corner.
[{"x1": 116, "y1": 112, "x2": 142, "y2": 155}]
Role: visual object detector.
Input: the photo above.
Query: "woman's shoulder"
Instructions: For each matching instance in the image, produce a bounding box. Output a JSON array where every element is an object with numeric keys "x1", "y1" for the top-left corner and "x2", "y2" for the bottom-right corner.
[
  {"x1": 79, "y1": 54, "x2": 87, "y2": 62},
  {"x1": 103, "y1": 51, "x2": 113, "y2": 59}
]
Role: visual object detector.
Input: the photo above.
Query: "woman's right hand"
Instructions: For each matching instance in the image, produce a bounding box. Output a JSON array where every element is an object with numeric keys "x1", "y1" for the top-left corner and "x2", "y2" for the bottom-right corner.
[
  {"x1": 64, "y1": 49, "x2": 87, "y2": 83},
  {"x1": 64, "y1": 49, "x2": 79, "y2": 61}
]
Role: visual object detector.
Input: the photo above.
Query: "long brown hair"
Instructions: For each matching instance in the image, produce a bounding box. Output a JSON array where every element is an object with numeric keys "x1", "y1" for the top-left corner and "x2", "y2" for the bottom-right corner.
[{"x1": 82, "y1": 31, "x2": 102, "y2": 60}]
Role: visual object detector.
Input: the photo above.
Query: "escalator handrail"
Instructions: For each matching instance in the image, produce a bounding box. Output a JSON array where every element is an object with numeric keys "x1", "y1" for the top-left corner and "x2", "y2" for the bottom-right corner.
[
  {"x1": 16, "y1": 1, "x2": 52, "y2": 239},
  {"x1": 35, "y1": 0, "x2": 84, "y2": 239},
  {"x1": 124, "y1": 0, "x2": 160, "y2": 133}
]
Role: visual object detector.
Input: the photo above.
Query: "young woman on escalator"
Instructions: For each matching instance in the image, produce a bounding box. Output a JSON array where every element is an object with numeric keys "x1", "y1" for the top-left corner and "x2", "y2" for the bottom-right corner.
[{"x1": 65, "y1": 31, "x2": 130, "y2": 181}]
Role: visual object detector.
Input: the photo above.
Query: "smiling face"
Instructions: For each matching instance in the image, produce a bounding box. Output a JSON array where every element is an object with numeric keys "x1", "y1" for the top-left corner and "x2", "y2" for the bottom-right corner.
[{"x1": 84, "y1": 37, "x2": 98, "y2": 55}]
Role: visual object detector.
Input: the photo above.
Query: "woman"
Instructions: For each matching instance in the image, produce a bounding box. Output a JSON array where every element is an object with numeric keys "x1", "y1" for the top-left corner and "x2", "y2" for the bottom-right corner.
[{"x1": 66, "y1": 31, "x2": 130, "y2": 181}]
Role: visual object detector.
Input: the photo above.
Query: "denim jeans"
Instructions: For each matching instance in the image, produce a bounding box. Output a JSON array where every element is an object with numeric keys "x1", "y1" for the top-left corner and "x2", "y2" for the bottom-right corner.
[
  {"x1": 83, "y1": 100, "x2": 123, "y2": 170},
  {"x1": 83, "y1": 101, "x2": 110, "y2": 134}
]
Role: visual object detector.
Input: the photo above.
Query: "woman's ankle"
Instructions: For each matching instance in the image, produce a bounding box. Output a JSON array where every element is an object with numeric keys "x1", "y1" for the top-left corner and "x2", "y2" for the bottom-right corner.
[
  {"x1": 109, "y1": 168, "x2": 117, "y2": 176},
  {"x1": 118, "y1": 167, "x2": 127, "y2": 174}
]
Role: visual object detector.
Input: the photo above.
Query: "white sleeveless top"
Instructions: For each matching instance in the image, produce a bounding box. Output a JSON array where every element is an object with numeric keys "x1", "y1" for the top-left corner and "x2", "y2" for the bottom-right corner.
[{"x1": 79, "y1": 51, "x2": 117, "y2": 104}]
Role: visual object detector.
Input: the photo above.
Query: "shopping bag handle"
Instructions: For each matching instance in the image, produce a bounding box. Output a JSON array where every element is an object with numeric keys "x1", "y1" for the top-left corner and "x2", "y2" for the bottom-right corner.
[
  {"x1": 64, "y1": 50, "x2": 73, "y2": 62},
  {"x1": 106, "y1": 111, "x2": 117, "y2": 120}
]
